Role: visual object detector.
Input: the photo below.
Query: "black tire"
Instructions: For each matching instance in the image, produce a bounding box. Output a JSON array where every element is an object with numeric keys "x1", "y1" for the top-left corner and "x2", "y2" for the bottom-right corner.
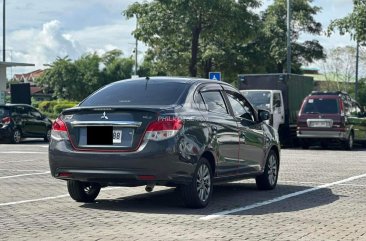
[
  {"x1": 67, "y1": 180, "x2": 101, "y2": 202},
  {"x1": 343, "y1": 132, "x2": 354, "y2": 150},
  {"x1": 256, "y1": 150, "x2": 279, "y2": 190},
  {"x1": 320, "y1": 142, "x2": 328, "y2": 149},
  {"x1": 180, "y1": 157, "x2": 213, "y2": 208},
  {"x1": 10, "y1": 129, "x2": 22, "y2": 144},
  {"x1": 301, "y1": 140, "x2": 309, "y2": 149},
  {"x1": 44, "y1": 129, "x2": 51, "y2": 142}
]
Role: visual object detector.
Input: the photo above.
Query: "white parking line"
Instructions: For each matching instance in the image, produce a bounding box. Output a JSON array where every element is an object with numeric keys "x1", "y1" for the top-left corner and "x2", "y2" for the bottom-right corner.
[
  {"x1": 0, "y1": 195, "x2": 69, "y2": 206},
  {"x1": 0, "y1": 171, "x2": 50, "y2": 179},
  {"x1": 0, "y1": 160, "x2": 37, "y2": 163},
  {"x1": 0, "y1": 151, "x2": 46, "y2": 154},
  {"x1": 0, "y1": 187, "x2": 122, "y2": 207},
  {"x1": 200, "y1": 173, "x2": 366, "y2": 220},
  {"x1": 280, "y1": 180, "x2": 366, "y2": 187},
  {"x1": 0, "y1": 169, "x2": 49, "y2": 172}
]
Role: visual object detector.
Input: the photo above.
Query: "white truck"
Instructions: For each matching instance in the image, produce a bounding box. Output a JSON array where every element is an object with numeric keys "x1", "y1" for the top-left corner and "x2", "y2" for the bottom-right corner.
[
  {"x1": 240, "y1": 90, "x2": 284, "y2": 131},
  {"x1": 238, "y1": 74, "x2": 314, "y2": 146}
]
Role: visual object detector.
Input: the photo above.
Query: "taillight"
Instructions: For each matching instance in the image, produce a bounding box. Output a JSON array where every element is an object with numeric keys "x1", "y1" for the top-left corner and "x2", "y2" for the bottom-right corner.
[
  {"x1": 339, "y1": 99, "x2": 344, "y2": 116},
  {"x1": 51, "y1": 117, "x2": 69, "y2": 140},
  {"x1": 52, "y1": 117, "x2": 68, "y2": 132},
  {"x1": 144, "y1": 118, "x2": 183, "y2": 141},
  {"x1": 1, "y1": 116, "x2": 12, "y2": 125}
]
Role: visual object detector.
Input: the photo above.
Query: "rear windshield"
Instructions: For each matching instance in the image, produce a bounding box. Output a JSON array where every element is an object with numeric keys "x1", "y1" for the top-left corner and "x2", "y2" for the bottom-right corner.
[
  {"x1": 302, "y1": 98, "x2": 339, "y2": 114},
  {"x1": 0, "y1": 107, "x2": 9, "y2": 117},
  {"x1": 81, "y1": 80, "x2": 189, "y2": 106}
]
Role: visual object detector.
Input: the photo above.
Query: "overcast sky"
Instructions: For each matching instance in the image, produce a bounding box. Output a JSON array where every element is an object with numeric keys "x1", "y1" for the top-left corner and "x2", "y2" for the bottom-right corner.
[{"x1": 4, "y1": 0, "x2": 355, "y2": 77}]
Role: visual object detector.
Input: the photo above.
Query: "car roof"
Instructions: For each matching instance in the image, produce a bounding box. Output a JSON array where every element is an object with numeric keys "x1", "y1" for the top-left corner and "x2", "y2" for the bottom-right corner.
[{"x1": 113, "y1": 76, "x2": 232, "y2": 87}]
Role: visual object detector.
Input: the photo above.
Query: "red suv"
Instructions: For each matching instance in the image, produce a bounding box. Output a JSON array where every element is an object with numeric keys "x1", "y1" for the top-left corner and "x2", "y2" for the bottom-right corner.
[{"x1": 297, "y1": 91, "x2": 366, "y2": 150}]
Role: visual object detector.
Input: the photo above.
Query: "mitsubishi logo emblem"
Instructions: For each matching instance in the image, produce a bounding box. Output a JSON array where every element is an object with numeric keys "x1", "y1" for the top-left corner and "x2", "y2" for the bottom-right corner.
[{"x1": 101, "y1": 112, "x2": 109, "y2": 120}]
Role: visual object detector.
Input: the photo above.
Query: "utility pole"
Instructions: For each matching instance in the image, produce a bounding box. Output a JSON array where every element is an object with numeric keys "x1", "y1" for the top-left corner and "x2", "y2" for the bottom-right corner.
[
  {"x1": 3, "y1": 0, "x2": 5, "y2": 62},
  {"x1": 134, "y1": 16, "x2": 138, "y2": 76},
  {"x1": 286, "y1": 0, "x2": 291, "y2": 74},
  {"x1": 355, "y1": 40, "x2": 359, "y2": 100}
]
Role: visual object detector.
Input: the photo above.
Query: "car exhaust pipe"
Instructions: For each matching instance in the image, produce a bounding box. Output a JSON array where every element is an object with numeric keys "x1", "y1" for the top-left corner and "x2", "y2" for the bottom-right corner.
[{"x1": 145, "y1": 184, "x2": 155, "y2": 192}]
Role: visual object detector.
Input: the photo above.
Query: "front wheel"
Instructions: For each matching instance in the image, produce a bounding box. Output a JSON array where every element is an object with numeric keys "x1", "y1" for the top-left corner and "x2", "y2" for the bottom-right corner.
[
  {"x1": 180, "y1": 158, "x2": 213, "y2": 208},
  {"x1": 67, "y1": 180, "x2": 101, "y2": 202},
  {"x1": 256, "y1": 150, "x2": 279, "y2": 190}
]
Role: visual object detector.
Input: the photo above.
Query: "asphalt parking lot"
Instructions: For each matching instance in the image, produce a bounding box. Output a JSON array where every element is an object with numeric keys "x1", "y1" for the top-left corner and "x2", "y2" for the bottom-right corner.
[{"x1": 1, "y1": 140, "x2": 366, "y2": 241}]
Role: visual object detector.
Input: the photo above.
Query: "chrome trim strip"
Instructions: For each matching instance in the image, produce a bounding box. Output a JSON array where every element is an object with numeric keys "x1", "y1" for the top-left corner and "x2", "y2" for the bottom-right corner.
[{"x1": 70, "y1": 121, "x2": 142, "y2": 127}]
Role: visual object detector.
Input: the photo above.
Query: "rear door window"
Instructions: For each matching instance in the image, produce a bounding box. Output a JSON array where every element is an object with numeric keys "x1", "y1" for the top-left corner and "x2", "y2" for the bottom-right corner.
[{"x1": 303, "y1": 98, "x2": 339, "y2": 114}]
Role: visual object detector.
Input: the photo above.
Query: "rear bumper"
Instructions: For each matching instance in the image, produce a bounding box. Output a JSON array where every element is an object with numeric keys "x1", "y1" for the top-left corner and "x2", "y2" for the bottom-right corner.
[
  {"x1": 49, "y1": 138, "x2": 197, "y2": 186},
  {"x1": 297, "y1": 129, "x2": 347, "y2": 139},
  {"x1": 0, "y1": 126, "x2": 11, "y2": 140}
]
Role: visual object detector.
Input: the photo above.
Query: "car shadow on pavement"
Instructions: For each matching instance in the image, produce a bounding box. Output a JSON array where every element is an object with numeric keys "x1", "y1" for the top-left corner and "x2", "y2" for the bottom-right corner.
[{"x1": 81, "y1": 183, "x2": 340, "y2": 216}]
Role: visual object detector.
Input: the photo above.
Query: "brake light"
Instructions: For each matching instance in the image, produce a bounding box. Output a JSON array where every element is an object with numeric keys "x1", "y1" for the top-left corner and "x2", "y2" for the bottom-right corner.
[
  {"x1": 1, "y1": 116, "x2": 12, "y2": 125},
  {"x1": 52, "y1": 117, "x2": 68, "y2": 132},
  {"x1": 144, "y1": 118, "x2": 183, "y2": 141},
  {"x1": 339, "y1": 99, "x2": 344, "y2": 116},
  {"x1": 51, "y1": 117, "x2": 69, "y2": 141}
]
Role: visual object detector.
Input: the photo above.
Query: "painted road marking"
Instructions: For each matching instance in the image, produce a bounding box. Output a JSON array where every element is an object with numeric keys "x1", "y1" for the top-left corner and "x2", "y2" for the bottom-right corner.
[
  {"x1": 280, "y1": 180, "x2": 366, "y2": 187},
  {"x1": 0, "y1": 169, "x2": 49, "y2": 172},
  {"x1": 0, "y1": 151, "x2": 46, "y2": 154},
  {"x1": 200, "y1": 173, "x2": 366, "y2": 220},
  {"x1": 0, "y1": 195, "x2": 69, "y2": 206},
  {"x1": 0, "y1": 187, "x2": 123, "y2": 207},
  {"x1": 0, "y1": 160, "x2": 37, "y2": 163},
  {"x1": 0, "y1": 172, "x2": 50, "y2": 179}
]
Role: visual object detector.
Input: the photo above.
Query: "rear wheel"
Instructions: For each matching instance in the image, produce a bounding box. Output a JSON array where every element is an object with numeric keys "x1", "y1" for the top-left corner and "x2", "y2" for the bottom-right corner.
[
  {"x1": 44, "y1": 129, "x2": 51, "y2": 142},
  {"x1": 301, "y1": 140, "x2": 309, "y2": 149},
  {"x1": 10, "y1": 129, "x2": 22, "y2": 144},
  {"x1": 181, "y1": 158, "x2": 213, "y2": 208},
  {"x1": 256, "y1": 150, "x2": 279, "y2": 190},
  {"x1": 67, "y1": 180, "x2": 101, "y2": 202},
  {"x1": 320, "y1": 141, "x2": 328, "y2": 149},
  {"x1": 343, "y1": 132, "x2": 354, "y2": 150}
]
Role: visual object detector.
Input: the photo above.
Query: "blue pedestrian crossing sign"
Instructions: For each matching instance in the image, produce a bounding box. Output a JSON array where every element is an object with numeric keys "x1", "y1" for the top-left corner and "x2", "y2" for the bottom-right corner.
[{"x1": 209, "y1": 72, "x2": 221, "y2": 81}]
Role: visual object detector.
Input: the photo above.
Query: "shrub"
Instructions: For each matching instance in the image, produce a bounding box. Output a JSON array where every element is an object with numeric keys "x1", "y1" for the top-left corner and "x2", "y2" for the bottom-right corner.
[{"x1": 53, "y1": 103, "x2": 77, "y2": 114}]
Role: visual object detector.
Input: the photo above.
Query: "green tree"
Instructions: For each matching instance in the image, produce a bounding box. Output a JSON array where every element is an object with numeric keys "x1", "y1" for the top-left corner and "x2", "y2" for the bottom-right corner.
[
  {"x1": 74, "y1": 53, "x2": 101, "y2": 96},
  {"x1": 328, "y1": 0, "x2": 366, "y2": 43},
  {"x1": 37, "y1": 56, "x2": 83, "y2": 100},
  {"x1": 37, "y1": 50, "x2": 134, "y2": 101},
  {"x1": 101, "y1": 57, "x2": 134, "y2": 86},
  {"x1": 124, "y1": 0, "x2": 260, "y2": 78},
  {"x1": 246, "y1": 0, "x2": 325, "y2": 73}
]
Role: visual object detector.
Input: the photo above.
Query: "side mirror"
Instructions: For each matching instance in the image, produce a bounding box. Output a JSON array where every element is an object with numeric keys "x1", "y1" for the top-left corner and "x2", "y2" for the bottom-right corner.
[{"x1": 258, "y1": 109, "x2": 270, "y2": 122}]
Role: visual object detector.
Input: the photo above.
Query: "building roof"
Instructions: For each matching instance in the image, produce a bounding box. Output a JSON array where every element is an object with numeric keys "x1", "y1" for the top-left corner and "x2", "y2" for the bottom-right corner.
[{"x1": 12, "y1": 69, "x2": 44, "y2": 82}]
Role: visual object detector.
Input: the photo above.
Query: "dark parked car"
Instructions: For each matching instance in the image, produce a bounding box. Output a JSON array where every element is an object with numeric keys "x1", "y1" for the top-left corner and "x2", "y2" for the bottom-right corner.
[
  {"x1": 297, "y1": 91, "x2": 366, "y2": 149},
  {"x1": 0, "y1": 104, "x2": 52, "y2": 143},
  {"x1": 49, "y1": 77, "x2": 280, "y2": 208}
]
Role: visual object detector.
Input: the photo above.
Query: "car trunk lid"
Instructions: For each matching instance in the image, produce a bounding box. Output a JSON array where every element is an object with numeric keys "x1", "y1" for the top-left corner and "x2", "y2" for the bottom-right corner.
[{"x1": 61, "y1": 106, "x2": 172, "y2": 151}]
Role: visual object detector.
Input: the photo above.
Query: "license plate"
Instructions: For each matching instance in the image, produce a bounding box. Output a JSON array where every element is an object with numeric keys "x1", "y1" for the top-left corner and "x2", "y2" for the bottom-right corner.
[
  {"x1": 113, "y1": 130, "x2": 122, "y2": 143},
  {"x1": 312, "y1": 122, "x2": 328, "y2": 127}
]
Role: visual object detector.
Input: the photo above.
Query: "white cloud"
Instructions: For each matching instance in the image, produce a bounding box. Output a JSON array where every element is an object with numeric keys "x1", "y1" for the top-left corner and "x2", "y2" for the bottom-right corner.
[{"x1": 7, "y1": 20, "x2": 84, "y2": 74}]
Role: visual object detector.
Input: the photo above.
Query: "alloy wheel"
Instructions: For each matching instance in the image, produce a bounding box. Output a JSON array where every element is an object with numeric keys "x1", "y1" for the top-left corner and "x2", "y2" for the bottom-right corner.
[
  {"x1": 13, "y1": 130, "x2": 21, "y2": 143},
  {"x1": 267, "y1": 154, "x2": 278, "y2": 186},
  {"x1": 196, "y1": 164, "x2": 211, "y2": 202}
]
